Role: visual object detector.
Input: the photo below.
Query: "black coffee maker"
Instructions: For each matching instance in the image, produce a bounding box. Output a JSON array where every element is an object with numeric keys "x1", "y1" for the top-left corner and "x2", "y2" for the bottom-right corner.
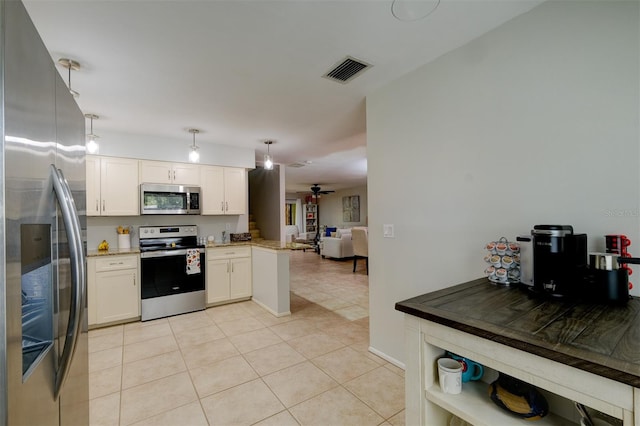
[{"x1": 531, "y1": 225, "x2": 587, "y2": 297}]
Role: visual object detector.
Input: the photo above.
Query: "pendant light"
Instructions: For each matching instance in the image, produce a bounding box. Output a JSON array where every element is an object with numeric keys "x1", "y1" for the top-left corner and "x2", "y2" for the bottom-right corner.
[
  {"x1": 84, "y1": 114, "x2": 99, "y2": 154},
  {"x1": 264, "y1": 140, "x2": 274, "y2": 170},
  {"x1": 58, "y1": 58, "x2": 81, "y2": 97},
  {"x1": 188, "y1": 129, "x2": 200, "y2": 163}
]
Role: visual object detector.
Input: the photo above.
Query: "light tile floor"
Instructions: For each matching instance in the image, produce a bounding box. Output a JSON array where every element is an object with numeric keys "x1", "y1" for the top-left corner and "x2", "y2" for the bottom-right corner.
[{"x1": 89, "y1": 250, "x2": 405, "y2": 425}]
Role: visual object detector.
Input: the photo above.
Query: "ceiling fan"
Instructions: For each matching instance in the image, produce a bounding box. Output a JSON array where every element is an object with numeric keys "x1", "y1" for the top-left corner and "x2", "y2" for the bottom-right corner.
[
  {"x1": 309, "y1": 184, "x2": 335, "y2": 247},
  {"x1": 310, "y1": 184, "x2": 335, "y2": 196}
]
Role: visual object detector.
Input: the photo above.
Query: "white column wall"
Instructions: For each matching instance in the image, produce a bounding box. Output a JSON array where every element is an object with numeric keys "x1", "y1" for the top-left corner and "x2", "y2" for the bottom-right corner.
[{"x1": 366, "y1": 0, "x2": 640, "y2": 365}]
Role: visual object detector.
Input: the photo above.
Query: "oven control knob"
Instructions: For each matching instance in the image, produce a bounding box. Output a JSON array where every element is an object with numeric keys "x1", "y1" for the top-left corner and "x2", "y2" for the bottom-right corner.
[
  {"x1": 151, "y1": 229, "x2": 155, "y2": 233},
  {"x1": 143, "y1": 229, "x2": 148, "y2": 234}
]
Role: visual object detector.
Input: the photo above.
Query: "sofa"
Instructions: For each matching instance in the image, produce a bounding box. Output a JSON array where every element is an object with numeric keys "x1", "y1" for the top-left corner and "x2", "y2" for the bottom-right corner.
[
  {"x1": 284, "y1": 225, "x2": 313, "y2": 244},
  {"x1": 320, "y1": 228, "x2": 354, "y2": 259}
]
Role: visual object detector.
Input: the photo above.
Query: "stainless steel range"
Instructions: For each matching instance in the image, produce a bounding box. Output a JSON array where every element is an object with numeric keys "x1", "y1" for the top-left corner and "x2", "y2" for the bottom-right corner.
[{"x1": 139, "y1": 225, "x2": 205, "y2": 321}]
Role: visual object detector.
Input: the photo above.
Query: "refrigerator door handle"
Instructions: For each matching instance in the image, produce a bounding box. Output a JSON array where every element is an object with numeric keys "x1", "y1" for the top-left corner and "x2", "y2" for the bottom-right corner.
[{"x1": 50, "y1": 165, "x2": 86, "y2": 399}]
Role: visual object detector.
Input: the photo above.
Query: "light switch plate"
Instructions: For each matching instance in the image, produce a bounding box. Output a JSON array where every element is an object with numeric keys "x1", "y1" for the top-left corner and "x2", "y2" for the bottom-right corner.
[{"x1": 383, "y1": 224, "x2": 394, "y2": 238}]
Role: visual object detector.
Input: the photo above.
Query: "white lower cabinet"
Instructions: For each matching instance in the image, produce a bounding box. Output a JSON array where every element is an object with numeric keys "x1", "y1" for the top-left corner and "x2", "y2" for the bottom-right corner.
[
  {"x1": 405, "y1": 315, "x2": 638, "y2": 426},
  {"x1": 206, "y1": 246, "x2": 252, "y2": 305},
  {"x1": 88, "y1": 254, "x2": 140, "y2": 326}
]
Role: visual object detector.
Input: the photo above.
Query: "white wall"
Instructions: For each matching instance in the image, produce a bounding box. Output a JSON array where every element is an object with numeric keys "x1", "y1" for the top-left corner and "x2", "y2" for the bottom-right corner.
[
  {"x1": 318, "y1": 185, "x2": 368, "y2": 229},
  {"x1": 96, "y1": 130, "x2": 255, "y2": 168},
  {"x1": 248, "y1": 165, "x2": 285, "y2": 241},
  {"x1": 366, "y1": 0, "x2": 639, "y2": 366}
]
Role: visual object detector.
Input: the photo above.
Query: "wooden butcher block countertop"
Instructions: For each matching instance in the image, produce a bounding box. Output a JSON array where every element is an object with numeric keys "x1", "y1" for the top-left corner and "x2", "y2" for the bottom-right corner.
[{"x1": 396, "y1": 278, "x2": 640, "y2": 388}]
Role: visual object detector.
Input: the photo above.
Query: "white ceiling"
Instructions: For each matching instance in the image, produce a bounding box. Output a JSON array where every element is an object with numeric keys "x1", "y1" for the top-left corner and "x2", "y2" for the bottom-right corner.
[{"x1": 23, "y1": 0, "x2": 543, "y2": 193}]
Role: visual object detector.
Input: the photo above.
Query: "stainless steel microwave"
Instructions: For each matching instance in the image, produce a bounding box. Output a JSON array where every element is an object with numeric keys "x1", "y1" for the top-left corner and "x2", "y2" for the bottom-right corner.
[{"x1": 140, "y1": 184, "x2": 201, "y2": 215}]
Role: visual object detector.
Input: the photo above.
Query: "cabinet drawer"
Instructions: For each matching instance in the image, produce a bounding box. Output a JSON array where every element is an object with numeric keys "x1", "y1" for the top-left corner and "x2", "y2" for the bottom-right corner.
[
  {"x1": 207, "y1": 246, "x2": 251, "y2": 260},
  {"x1": 94, "y1": 255, "x2": 138, "y2": 272}
]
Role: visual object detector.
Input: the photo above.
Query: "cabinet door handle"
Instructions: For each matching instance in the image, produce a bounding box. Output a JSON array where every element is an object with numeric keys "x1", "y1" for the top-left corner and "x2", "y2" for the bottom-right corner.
[
  {"x1": 226, "y1": 202, "x2": 228, "y2": 211},
  {"x1": 95, "y1": 199, "x2": 99, "y2": 212},
  {"x1": 102, "y1": 200, "x2": 105, "y2": 212},
  {"x1": 221, "y1": 201, "x2": 224, "y2": 212},
  {"x1": 173, "y1": 170, "x2": 176, "y2": 181},
  {"x1": 231, "y1": 263, "x2": 234, "y2": 273},
  {"x1": 133, "y1": 275, "x2": 136, "y2": 286},
  {"x1": 168, "y1": 170, "x2": 171, "y2": 180},
  {"x1": 226, "y1": 263, "x2": 229, "y2": 273}
]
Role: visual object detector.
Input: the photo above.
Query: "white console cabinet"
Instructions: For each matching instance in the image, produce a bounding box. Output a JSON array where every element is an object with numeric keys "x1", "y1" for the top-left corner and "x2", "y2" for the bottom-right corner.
[
  {"x1": 88, "y1": 254, "x2": 140, "y2": 326},
  {"x1": 206, "y1": 246, "x2": 252, "y2": 305},
  {"x1": 404, "y1": 315, "x2": 639, "y2": 426}
]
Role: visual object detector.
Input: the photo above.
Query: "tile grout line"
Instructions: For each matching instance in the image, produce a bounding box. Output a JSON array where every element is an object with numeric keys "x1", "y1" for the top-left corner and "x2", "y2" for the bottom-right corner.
[
  {"x1": 90, "y1": 251, "x2": 382, "y2": 426},
  {"x1": 171, "y1": 318, "x2": 211, "y2": 426}
]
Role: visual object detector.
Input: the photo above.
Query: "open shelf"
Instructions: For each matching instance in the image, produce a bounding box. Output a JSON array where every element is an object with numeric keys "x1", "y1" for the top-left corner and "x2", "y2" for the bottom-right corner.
[
  {"x1": 426, "y1": 381, "x2": 577, "y2": 426},
  {"x1": 304, "y1": 204, "x2": 317, "y2": 234}
]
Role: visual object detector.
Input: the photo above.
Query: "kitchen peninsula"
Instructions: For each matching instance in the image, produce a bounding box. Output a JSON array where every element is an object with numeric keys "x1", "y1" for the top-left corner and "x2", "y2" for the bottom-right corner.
[{"x1": 396, "y1": 278, "x2": 640, "y2": 426}]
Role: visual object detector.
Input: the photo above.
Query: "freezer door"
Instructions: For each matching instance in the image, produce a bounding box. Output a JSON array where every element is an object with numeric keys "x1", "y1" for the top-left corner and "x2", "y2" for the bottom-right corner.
[{"x1": 54, "y1": 74, "x2": 88, "y2": 425}]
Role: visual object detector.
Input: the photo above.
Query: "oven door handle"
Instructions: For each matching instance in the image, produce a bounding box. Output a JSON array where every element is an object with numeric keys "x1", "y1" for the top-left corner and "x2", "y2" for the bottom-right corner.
[{"x1": 140, "y1": 249, "x2": 198, "y2": 258}]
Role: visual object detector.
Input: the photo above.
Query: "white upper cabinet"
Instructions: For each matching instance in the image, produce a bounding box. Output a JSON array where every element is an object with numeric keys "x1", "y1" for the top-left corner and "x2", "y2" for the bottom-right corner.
[
  {"x1": 86, "y1": 156, "x2": 101, "y2": 216},
  {"x1": 87, "y1": 155, "x2": 139, "y2": 216},
  {"x1": 139, "y1": 160, "x2": 200, "y2": 186},
  {"x1": 223, "y1": 167, "x2": 247, "y2": 215},
  {"x1": 200, "y1": 166, "x2": 225, "y2": 214},
  {"x1": 173, "y1": 163, "x2": 200, "y2": 185},
  {"x1": 200, "y1": 166, "x2": 246, "y2": 215}
]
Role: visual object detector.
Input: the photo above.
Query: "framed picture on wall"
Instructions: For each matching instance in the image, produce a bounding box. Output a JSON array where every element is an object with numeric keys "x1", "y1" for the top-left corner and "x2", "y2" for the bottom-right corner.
[{"x1": 342, "y1": 195, "x2": 360, "y2": 222}]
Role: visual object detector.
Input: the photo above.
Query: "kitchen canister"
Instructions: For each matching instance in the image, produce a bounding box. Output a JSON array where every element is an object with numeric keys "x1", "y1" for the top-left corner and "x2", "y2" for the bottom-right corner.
[{"x1": 118, "y1": 233, "x2": 131, "y2": 250}]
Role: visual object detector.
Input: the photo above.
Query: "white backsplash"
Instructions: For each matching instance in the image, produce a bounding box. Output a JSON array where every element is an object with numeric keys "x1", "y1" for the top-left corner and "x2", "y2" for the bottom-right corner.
[{"x1": 87, "y1": 214, "x2": 248, "y2": 250}]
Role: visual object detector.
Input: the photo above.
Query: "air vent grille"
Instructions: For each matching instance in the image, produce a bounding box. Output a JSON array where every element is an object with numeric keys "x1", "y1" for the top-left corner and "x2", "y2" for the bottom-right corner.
[
  {"x1": 323, "y1": 56, "x2": 371, "y2": 84},
  {"x1": 288, "y1": 163, "x2": 306, "y2": 168}
]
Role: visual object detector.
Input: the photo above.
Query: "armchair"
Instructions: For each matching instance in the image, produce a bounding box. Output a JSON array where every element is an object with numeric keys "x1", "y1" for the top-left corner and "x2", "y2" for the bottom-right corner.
[
  {"x1": 352, "y1": 227, "x2": 368, "y2": 274},
  {"x1": 285, "y1": 225, "x2": 313, "y2": 244},
  {"x1": 320, "y1": 228, "x2": 354, "y2": 259}
]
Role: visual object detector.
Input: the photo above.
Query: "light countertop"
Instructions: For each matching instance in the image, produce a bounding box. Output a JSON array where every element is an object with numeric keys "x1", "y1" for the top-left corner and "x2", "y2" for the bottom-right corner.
[
  {"x1": 87, "y1": 248, "x2": 140, "y2": 257},
  {"x1": 207, "y1": 240, "x2": 293, "y2": 251},
  {"x1": 87, "y1": 240, "x2": 298, "y2": 257}
]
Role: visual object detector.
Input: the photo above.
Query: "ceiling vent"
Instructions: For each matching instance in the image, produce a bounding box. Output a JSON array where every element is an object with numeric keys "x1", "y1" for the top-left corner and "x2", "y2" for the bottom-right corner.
[
  {"x1": 288, "y1": 162, "x2": 306, "y2": 168},
  {"x1": 323, "y1": 56, "x2": 372, "y2": 84}
]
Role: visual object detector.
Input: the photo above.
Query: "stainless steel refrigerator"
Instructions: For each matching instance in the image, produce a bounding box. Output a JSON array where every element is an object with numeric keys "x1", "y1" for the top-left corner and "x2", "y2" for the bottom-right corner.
[{"x1": 0, "y1": 0, "x2": 89, "y2": 424}]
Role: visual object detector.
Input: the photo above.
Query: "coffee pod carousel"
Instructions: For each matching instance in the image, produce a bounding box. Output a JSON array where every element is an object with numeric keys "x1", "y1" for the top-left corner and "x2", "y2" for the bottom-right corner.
[{"x1": 484, "y1": 237, "x2": 520, "y2": 285}]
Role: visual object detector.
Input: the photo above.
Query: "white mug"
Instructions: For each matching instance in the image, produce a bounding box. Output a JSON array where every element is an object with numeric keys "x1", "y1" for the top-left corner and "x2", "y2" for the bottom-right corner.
[{"x1": 438, "y1": 358, "x2": 462, "y2": 394}]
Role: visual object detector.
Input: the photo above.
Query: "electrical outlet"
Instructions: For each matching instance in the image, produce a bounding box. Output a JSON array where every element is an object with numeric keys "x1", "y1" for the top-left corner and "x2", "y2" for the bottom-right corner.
[{"x1": 383, "y1": 224, "x2": 394, "y2": 238}]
